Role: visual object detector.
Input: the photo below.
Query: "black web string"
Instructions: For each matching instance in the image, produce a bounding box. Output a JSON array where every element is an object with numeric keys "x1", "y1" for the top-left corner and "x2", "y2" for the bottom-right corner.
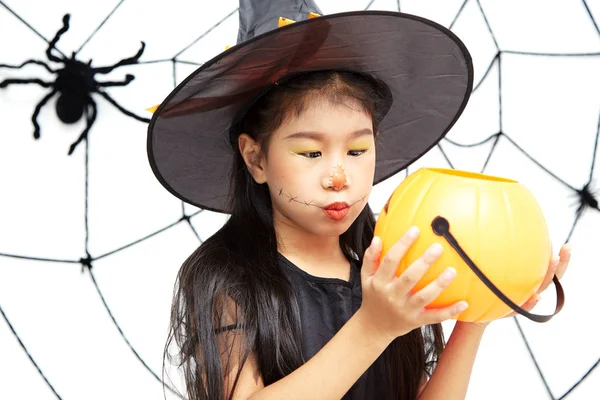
[
  {"x1": 449, "y1": 0, "x2": 469, "y2": 30},
  {"x1": 136, "y1": 6, "x2": 239, "y2": 81},
  {"x1": 558, "y1": 358, "x2": 600, "y2": 400},
  {"x1": 84, "y1": 111, "x2": 91, "y2": 262},
  {"x1": 582, "y1": 0, "x2": 600, "y2": 37},
  {"x1": 0, "y1": 305, "x2": 62, "y2": 399},
  {"x1": 513, "y1": 317, "x2": 554, "y2": 396},
  {"x1": 84, "y1": 266, "x2": 185, "y2": 399},
  {"x1": 0, "y1": 0, "x2": 599, "y2": 399},
  {"x1": 74, "y1": 0, "x2": 125, "y2": 55},
  {"x1": 0, "y1": 0, "x2": 67, "y2": 58}
]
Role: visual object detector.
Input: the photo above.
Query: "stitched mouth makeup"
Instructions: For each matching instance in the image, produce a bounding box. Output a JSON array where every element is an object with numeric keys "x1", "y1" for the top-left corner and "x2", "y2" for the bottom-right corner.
[{"x1": 275, "y1": 186, "x2": 367, "y2": 221}]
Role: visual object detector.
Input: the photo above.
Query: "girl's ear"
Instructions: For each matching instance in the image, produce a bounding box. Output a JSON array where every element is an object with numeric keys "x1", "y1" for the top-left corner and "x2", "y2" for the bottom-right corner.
[{"x1": 238, "y1": 133, "x2": 267, "y2": 184}]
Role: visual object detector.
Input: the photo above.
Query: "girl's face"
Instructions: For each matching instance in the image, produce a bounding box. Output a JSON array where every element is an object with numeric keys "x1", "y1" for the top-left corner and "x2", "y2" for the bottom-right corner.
[{"x1": 262, "y1": 97, "x2": 376, "y2": 237}]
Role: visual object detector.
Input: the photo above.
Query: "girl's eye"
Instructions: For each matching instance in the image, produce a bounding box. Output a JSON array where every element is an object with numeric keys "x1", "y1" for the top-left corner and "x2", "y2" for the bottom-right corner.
[
  {"x1": 300, "y1": 151, "x2": 321, "y2": 158},
  {"x1": 348, "y1": 149, "x2": 367, "y2": 156},
  {"x1": 298, "y1": 149, "x2": 368, "y2": 158}
]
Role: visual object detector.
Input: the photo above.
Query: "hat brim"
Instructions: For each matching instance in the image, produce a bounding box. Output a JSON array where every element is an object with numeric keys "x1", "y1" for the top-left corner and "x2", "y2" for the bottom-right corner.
[{"x1": 147, "y1": 11, "x2": 473, "y2": 213}]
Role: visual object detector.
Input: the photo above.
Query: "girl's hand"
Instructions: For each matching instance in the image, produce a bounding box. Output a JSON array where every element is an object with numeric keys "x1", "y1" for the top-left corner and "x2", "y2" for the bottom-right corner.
[
  {"x1": 507, "y1": 243, "x2": 572, "y2": 316},
  {"x1": 358, "y1": 227, "x2": 467, "y2": 342},
  {"x1": 463, "y1": 242, "x2": 572, "y2": 328}
]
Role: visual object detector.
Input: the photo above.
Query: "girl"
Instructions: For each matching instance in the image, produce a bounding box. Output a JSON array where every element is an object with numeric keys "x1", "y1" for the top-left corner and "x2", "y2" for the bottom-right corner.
[{"x1": 148, "y1": 3, "x2": 570, "y2": 399}]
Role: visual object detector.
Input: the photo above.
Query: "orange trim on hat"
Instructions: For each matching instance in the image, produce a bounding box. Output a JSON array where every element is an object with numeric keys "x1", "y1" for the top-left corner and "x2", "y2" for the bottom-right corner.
[
  {"x1": 278, "y1": 13, "x2": 320, "y2": 28},
  {"x1": 278, "y1": 17, "x2": 295, "y2": 27},
  {"x1": 146, "y1": 104, "x2": 159, "y2": 113}
]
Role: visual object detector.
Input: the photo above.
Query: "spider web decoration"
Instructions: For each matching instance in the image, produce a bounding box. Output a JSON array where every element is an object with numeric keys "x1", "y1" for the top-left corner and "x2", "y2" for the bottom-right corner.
[{"x1": 0, "y1": 0, "x2": 598, "y2": 399}]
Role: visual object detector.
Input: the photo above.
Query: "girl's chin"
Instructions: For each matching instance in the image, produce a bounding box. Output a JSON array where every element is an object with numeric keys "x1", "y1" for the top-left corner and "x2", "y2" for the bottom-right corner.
[
  {"x1": 291, "y1": 219, "x2": 354, "y2": 238},
  {"x1": 316, "y1": 216, "x2": 357, "y2": 235}
]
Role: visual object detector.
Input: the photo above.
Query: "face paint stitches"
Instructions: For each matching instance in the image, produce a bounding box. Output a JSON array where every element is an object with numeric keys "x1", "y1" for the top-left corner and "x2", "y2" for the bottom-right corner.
[{"x1": 275, "y1": 186, "x2": 368, "y2": 210}]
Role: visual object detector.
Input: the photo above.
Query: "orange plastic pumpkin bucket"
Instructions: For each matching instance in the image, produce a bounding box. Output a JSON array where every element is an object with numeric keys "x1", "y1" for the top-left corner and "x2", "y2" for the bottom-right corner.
[{"x1": 374, "y1": 168, "x2": 557, "y2": 322}]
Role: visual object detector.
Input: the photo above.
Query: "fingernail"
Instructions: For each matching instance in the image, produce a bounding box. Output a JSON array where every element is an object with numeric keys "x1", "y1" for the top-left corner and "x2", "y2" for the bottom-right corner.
[
  {"x1": 457, "y1": 302, "x2": 469, "y2": 312},
  {"x1": 427, "y1": 243, "x2": 443, "y2": 257},
  {"x1": 440, "y1": 267, "x2": 456, "y2": 284},
  {"x1": 407, "y1": 226, "x2": 420, "y2": 239},
  {"x1": 370, "y1": 236, "x2": 381, "y2": 252}
]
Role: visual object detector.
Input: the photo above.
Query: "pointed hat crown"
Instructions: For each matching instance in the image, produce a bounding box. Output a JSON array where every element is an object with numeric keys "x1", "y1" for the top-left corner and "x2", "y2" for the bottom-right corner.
[{"x1": 237, "y1": 0, "x2": 322, "y2": 43}]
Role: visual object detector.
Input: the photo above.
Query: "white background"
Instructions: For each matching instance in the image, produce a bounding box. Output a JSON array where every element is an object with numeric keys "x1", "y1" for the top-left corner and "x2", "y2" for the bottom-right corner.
[{"x1": 0, "y1": 0, "x2": 599, "y2": 399}]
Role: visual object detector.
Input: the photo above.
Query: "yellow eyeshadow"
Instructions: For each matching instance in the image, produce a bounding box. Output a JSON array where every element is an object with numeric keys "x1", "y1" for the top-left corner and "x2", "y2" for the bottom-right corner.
[
  {"x1": 290, "y1": 148, "x2": 319, "y2": 154},
  {"x1": 289, "y1": 139, "x2": 372, "y2": 154},
  {"x1": 349, "y1": 140, "x2": 372, "y2": 150}
]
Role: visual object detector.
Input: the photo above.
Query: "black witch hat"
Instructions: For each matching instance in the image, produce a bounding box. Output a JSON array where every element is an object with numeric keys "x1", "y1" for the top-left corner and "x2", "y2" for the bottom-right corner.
[{"x1": 147, "y1": 0, "x2": 473, "y2": 213}]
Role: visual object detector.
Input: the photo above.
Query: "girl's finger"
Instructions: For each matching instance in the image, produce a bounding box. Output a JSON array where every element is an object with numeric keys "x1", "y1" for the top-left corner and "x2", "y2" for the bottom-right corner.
[
  {"x1": 538, "y1": 254, "x2": 559, "y2": 294},
  {"x1": 392, "y1": 243, "x2": 444, "y2": 296},
  {"x1": 521, "y1": 294, "x2": 541, "y2": 312},
  {"x1": 421, "y1": 301, "x2": 469, "y2": 325},
  {"x1": 556, "y1": 243, "x2": 572, "y2": 280},
  {"x1": 406, "y1": 266, "x2": 456, "y2": 308},
  {"x1": 375, "y1": 226, "x2": 420, "y2": 282},
  {"x1": 361, "y1": 236, "x2": 382, "y2": 278},
  {"x1": 502, "y1": 293, "x2": 542, "y2": 319}
]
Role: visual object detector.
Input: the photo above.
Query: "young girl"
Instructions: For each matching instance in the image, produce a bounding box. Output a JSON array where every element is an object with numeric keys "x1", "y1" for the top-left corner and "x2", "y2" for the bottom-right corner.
[{"x1": 148, "y1": 3, "x2": 570, "y2": 399}]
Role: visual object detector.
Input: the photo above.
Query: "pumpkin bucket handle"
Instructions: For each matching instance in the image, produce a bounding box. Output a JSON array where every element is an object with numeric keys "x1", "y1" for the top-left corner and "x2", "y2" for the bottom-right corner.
[{"x1": 431, "y1": 216, "x2": 565, "y2": 323}]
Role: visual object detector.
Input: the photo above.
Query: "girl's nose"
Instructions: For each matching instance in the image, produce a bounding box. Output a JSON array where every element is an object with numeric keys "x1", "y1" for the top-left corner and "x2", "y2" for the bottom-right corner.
[{"x1": 322, "y1": 162, "x2": 350, "y2": 191}]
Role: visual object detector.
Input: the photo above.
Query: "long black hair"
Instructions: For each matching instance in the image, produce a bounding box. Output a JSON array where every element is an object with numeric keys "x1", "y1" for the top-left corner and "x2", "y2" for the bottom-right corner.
[{"x1": 163, "y1": 70, "x2": 445, "y2": 400}]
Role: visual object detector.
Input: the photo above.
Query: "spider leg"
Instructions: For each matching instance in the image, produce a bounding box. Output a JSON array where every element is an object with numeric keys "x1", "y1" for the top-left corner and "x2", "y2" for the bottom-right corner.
[
  {"x1": 575, "y1": 200, "x2": 586, "y2": 217},
  {"x1": 68, "y1": 99, "x2": 97, "y2": 155},
  {"x1": 97, "y1": 89, "x2": 150, "y2": 123},
  {"x1": 97, "y1": 74, "x2": 135, "y2": 87},
  {"x1": 46, "y1": 14, "x2": 70, "y2": 64},
  {"x1": 0, "y1": 60, "x2": 56, "y2": 74},
  {"x1": 93, "y1": 42, "x2": 146, "y2": 74},
  {"x1": 0, "y1": 78, "x2": 53, "y2": 89},
  {"x1": 31, "y1": 89, "x2": 58, "y2": 139}
]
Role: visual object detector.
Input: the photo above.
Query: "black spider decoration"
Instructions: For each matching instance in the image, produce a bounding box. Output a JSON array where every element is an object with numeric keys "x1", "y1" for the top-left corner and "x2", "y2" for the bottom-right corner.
[
  {"x1": 0, "y1": 14, "x2": 150, "y2": 155},
  {"x1": 575, "y1": 181, "x2": 599, "y2": 215}
]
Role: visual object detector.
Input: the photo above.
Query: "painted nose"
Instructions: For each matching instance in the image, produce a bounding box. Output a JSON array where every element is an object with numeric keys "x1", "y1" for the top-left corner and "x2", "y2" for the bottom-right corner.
[{"x1": 322, "y1": 163, "x2": 349, "y2": 191}]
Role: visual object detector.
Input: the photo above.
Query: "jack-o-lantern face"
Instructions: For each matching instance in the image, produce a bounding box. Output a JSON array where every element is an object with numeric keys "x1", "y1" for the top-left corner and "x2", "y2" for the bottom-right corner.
[{"x1": 374, "y1": 167, "x2": 556, "y2": 322}]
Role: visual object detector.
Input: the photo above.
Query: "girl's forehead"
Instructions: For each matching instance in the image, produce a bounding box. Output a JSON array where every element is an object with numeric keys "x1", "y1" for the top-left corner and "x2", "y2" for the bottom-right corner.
[{"x1": 273, "y1": 99, "x2": 373, "y2": 140}]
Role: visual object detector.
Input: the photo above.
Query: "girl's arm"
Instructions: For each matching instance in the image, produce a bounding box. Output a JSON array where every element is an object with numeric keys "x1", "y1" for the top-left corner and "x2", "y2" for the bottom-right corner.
[
  {"x1": 417, "y1": 322, "x2": 486, "y2": 400},
  {"x1": 245, "y1": 308, "x2": 392, "y2": 400}
]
